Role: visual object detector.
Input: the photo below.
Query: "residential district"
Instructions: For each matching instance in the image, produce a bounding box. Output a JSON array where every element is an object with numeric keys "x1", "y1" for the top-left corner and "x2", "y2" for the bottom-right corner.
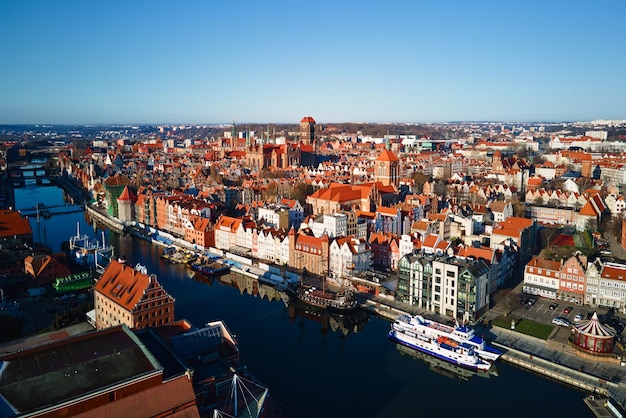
[{"x1": 1, "y1": 118, "x2": 626, "y2": 417}]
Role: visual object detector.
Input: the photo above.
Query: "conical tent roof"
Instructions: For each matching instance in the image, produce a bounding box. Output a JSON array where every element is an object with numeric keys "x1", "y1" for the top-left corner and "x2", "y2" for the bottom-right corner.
[{"x1": 574, "y1": 312, "x2": 616, "y2": 338}]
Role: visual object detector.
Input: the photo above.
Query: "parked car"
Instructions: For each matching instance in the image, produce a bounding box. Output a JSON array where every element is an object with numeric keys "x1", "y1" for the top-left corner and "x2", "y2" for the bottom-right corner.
[
  {"x1": 574, "y1": 313, "x2": 585, "y2": 322},
  {"x1": 527, "y1": 298, "x2": 537, "y2": 306},
  {"x1": 563, "y1": 307, "x2": 573, "y2": 315},
  {"x1": 549, "y1": 303, "x2": 558, "y2": 310},
  {"x1": 552, "y1": 317, "x2": 571, "y2": 327}
]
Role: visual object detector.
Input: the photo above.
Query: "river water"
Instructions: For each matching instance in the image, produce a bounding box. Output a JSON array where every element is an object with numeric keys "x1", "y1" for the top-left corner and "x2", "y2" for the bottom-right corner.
[{"x1": 14, "y1": 184, "x2": 593, "y2": 418}]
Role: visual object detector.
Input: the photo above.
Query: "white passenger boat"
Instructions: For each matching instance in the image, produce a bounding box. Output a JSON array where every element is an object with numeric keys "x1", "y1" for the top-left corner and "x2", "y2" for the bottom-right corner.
[
  {"x1": 392, "y1": 314, "x2": 502, "y2": 362},
  {"x1": 388, "y1": 328, "x2": 491, "y2": 371}
]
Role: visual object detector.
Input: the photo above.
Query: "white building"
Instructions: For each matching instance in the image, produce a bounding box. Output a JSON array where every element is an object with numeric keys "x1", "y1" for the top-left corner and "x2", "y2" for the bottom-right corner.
[
  {"x1": 328, "y1": 236, "x2": 371, "y2": 282},
  {"x1": 309, "y1": 213, "x2": 348, "y2": 239}
]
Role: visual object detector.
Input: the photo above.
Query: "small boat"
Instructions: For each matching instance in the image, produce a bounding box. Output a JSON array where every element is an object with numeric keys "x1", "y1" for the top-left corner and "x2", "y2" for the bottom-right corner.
[
  {"x1": 388, "y1": 328, "x2": 491, "y2": 371},
  {"x1": 190, "y1": 260, "x2": 231, "y2": 275},
  {"x1": 296, "y1": 285, "x2": 358, "y2": 312}
]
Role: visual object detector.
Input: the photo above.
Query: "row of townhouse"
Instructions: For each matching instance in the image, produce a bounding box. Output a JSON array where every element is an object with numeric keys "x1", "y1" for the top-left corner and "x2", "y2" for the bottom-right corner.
[
  {"x1": 526, "y1": 192, "x2": 607, "y2": 231},
  {"x1": 214, "y1": 215, "x2": 372, "y2": 280},
  {"x1": 523, "y1": 253, "x2": 626, "y2": 312}
]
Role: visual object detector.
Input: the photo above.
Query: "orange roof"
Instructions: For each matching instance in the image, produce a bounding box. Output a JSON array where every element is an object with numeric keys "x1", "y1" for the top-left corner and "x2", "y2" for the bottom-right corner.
[
  {"x1": 494, "y1": 217, "x2": 533, "y2": 231},
  {"x1": 117, "y1": 186, "x2": 137, "y2": 202},
  {"x1": 295, "y1": 233, "x2": 325, "y2": 253},
  {"x1": 579, "y1": 201, "x2": 598, "y2": 216},
  {"x1": 457, "y1": 246, "x2": 494, "y2": 263},
  {"x1": 376, "y1": 149, "x2": 399, "y2": 162},
  {"x1": 377, "y1": 206, "x2": 398, "y2": 216},
  {"x1": 300, "y1": 116, "x2": 316, "y2": 123},
  {"x1": 95, "y1": 260, "x2": 168, "y2": 312},
  {"x1": 216, "y1": 215, "x2": 242, "y2": 232},
  {"x1": 0, "y1": 210, "x2": 32, "y2": 238},
  {"x1": 601, "y1": 264, "x2": 626, "y2": 281},
  {"x1": 526, "y1": 256, "x2": 561, "y2": 272},
  {"x1": 422, "y1": 234, "x2": 440, "y2": 248}
]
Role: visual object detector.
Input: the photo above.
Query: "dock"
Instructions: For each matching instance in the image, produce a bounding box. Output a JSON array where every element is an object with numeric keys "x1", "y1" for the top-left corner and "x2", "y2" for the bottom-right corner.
[{"x1": 584, "y1": 396, "x2": 626, "y2": 418}]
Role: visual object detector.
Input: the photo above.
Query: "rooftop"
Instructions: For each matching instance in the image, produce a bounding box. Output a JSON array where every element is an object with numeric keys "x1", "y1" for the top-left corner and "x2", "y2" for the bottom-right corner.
[{"x1": 0, "y1": 325, "x2": 161, "y2": 416}]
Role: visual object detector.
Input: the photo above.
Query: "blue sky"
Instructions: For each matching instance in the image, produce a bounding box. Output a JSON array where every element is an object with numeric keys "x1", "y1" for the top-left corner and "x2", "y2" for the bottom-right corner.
[{"x1": 1, "y1": 0, "x2": 625, "y2": 124}]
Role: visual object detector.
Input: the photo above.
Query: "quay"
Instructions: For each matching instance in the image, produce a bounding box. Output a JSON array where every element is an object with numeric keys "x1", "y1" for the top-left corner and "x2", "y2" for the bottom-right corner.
[
  {"x1": 72, "y1": 204, "x2": 626, "y2": 415},
  {"x1": 359, "y1": 292, "x2": 626, "y2": 414}
]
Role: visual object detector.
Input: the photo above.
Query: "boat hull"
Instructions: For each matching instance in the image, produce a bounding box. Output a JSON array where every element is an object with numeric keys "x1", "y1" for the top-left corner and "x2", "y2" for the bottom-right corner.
[
  {"x1": 296, "y1": 288, "x2": 358, "y2": 313},
  {"x1": 388, "y1": 329, "x2": 491, "y2": 371}
]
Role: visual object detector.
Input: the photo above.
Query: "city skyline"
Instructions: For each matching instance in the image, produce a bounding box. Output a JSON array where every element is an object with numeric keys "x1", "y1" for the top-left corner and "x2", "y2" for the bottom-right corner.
[{"x1": 1, "y1": 0, "x2": 625, "y2": 125}]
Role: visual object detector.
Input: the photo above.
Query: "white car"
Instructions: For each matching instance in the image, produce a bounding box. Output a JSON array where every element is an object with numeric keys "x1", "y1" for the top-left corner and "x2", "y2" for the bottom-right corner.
[
  {"x1": 574, "y1": 313, "x2": 584, "y2": 322},
  {"x1": 552, "y1": 317, "x2": 571, "y2": 327}
]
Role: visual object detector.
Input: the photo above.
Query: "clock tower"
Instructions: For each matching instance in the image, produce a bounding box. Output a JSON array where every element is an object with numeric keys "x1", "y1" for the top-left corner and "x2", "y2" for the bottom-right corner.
[{"x1": 375, "y1": 149, "x2": 400, "y2": 188}]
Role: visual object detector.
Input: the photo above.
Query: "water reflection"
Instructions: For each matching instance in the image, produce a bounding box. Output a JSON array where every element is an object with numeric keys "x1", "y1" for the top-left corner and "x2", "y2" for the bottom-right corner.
[
  {"x1": 287, "y1": 299, "x2": 370, "y2": 337},
  {"x1": 214, "y1": 271, "x2": 291, "y2": 305},
  {"x1": 393, "y1": 342, "x2": 499, "y2": 382}
]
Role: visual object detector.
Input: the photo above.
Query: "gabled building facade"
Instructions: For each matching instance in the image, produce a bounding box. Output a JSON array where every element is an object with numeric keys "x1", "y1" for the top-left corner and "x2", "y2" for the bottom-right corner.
[{"x1": 94, "y1": 260, "x2": 175, "y2": 330}]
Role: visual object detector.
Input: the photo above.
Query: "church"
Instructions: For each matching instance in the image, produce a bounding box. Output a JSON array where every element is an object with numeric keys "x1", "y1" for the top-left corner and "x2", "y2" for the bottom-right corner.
[{"x1": 244, "y1": 116, "x2": 320, "y2": 170}]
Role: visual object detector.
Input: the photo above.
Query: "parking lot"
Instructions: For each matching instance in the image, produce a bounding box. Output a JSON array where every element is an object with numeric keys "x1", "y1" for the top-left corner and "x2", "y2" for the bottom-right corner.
[{"x1": 515, "y1": 293, "x2": 625, "y2": 336}]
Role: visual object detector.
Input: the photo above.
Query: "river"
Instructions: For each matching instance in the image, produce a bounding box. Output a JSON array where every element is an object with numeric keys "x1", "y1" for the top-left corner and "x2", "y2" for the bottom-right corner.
[{"x1": 14, "y1": 184, "x2": 594, "y2": 418}]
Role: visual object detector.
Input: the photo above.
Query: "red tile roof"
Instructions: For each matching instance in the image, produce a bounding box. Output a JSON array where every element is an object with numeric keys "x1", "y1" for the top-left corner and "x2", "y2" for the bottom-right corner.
[
  {"x1": 376, "y1": 149, "x2": 399, "y2": 162},
  {"x1": 95, "y1": 260, "x2": 161, "y2": 312},
  {"x1": 0, "y1": 210, "x2": 32, "y2": 238},
  {"x1": 300, "y1": 116, "x2": 316, "y2": 123},
  {"x1": 117, "y1": 186, "x2": 137, "y2": 202}
]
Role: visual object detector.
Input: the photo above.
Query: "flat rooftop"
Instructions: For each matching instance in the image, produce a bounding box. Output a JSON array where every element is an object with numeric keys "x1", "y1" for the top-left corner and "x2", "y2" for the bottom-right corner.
[{"x1": 0, "y1": 325, "x2": 161, "y2": 416}]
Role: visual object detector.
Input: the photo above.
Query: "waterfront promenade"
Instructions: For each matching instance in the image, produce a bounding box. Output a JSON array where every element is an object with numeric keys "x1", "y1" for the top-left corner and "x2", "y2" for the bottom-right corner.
[
  {"x1": 82, "y1": 202, "x2": 626, "y2": 410},
  {"x1": 358, "y1": 291, "x2": 626, "y2": 409}
]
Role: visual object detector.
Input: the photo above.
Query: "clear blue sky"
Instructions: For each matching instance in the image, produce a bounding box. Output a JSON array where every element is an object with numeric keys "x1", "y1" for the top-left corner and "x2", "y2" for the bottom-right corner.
[{"x1": 1, "y1": 0, "x2": 625, "y2": 125}]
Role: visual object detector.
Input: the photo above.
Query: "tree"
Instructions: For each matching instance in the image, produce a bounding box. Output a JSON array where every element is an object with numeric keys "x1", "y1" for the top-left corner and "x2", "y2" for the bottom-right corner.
[
  {"x1": 585, "y1": 217, "x2": 598, "y2": 233},
  {"x1": 291, "y1": 182, "x2": 313, "y2": 204},
  {"x1": 411, "y1": 172, "x2": 429, "y2": 194},
  {"x1": 511, "y1": 198, "x2": 526, "y2": 218},
  {"x1": 541, "y1": 226, "x2": 559, "y2": 250},
  {"x1": 492, "y1": 289, "x2": 517, "y2": 316},
  {"x1": 433, "y1": 180, "x2": 447, "y2": 197}
]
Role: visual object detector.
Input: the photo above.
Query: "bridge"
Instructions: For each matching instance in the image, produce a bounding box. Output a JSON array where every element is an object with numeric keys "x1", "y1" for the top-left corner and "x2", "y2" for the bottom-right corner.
[
  {"x1": 17, "y1": 203, "x2": 85, "y2": 218},
  {"x1": 8, "y1": 164, "x2": 53, "y2": 187}
]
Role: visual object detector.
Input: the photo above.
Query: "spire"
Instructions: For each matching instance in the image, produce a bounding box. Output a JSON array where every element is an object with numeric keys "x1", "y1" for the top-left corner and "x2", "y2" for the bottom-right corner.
[
  {"x1": 231, "y1": 118, "x2": 236, "y2": 140},
  {"x1": 385, "y1": 131, "x2": 390, "y2": 151},
  {"x1": 246, "y1": 125, "x2": 250, "y2": 148}
]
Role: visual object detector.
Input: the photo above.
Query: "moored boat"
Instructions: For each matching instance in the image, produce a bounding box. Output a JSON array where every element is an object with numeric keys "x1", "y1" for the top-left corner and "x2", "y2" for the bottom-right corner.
[
  {"x1": 190, "y1": 260, "x2": 230, "y2": 275},
  {"x1": 296, "y1": 285, "x2": 358, "y2": 312},
  {"x1": 388, "y1": 328, "x2": 491, "y2": 371},
  {"x1": 392, "y1": 314, "x2": 502, "y2": 362},
  {"x1": 67, "y1": 223, "x2": 114, "y2": 274}
]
